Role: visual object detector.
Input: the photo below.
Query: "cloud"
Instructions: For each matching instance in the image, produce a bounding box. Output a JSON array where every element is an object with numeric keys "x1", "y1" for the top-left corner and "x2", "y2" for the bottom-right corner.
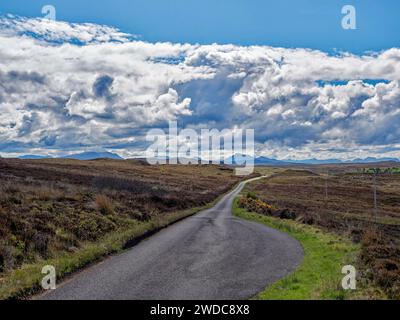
[
  {"x1": 1, "y1": 15, "x2": 400, "y2": 160},
  {"x1": 0, "y1": 14, "x2": 134, "y2": 44}
]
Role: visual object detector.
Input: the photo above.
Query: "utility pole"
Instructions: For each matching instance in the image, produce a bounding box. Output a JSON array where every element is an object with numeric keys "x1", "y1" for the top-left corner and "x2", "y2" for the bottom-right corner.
[
  {"x1": 373, "y1": 169, "x2": 378, "y2": 219},
  {"x1": 325, "y1": 171, "x2": 328, "y2": 202}
]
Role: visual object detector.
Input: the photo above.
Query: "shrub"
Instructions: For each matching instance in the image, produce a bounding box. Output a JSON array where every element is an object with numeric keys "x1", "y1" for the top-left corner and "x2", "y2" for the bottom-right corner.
[
  {"x1": 7, "y1": 196, "x2": 22, "y2": 205},
  {"x1": 1, "y1": 183, "x2": 20, "y2": 194},
  {"x1": 360, "y1": 228, "x2": 400, "y2": 299},
  {"x1": 0, "y1": 243, "x2": 19, "y2": 272},
  {"x1": 246, "y1": 191, "x2": 258, "y2": 200},
  {"x1": 238, "y1": 196, "x2": 296, "y2": 220},
  {"x1": 72, "y1": 213, "x2": 116, "y2": 240},
  {"x1": 238, "y1": 196, "x2": 276, "y2": 215},
  {"x1": 92, "y1": 176, "x2": 156, "y2": 194},
  {"x1": 37, "y1": 189, "x2": 51, "y2": 201},
  {"x1": 32, "y1": 232, "x2": 50, "y2": 258},
  {"x1": 361, "y1": 228, "x2": 385, "y2": 247},
  {"x1": 95, "y1": 195, "x2": 114, "y2": 215}
]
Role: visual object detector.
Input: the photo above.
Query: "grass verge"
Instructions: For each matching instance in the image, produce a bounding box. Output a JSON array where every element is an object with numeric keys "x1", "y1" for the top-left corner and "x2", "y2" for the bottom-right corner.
[
  {"x1": 0, "y1": 191, "x2": 229, "y2": 300},
  {"x1": 233, "y1": 197, "x2": 363, "y2": 300}
]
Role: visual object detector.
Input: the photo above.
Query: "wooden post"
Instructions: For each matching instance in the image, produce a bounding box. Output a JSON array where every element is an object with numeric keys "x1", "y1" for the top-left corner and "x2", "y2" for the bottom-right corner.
[
  {"x1": 373, "y1": 169, "x2": 378, "y2": 219},
  {"x1": 325, "y1": 175, "x2": 328, "y2": 201}
]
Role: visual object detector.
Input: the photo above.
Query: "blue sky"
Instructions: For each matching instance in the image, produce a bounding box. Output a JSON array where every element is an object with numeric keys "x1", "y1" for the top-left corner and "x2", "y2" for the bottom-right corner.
[{"x1": 0, "y1": 0, "x2": 399, "y2": 53}]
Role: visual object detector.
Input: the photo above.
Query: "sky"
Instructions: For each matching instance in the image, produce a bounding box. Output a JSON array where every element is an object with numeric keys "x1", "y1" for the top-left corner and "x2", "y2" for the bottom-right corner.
[
  {"x1": 1, "y1": 0, "x2": 400, "y2": 53},
  {"x1": 0, "y1": 1, "x2": 400, "y2": 160}
]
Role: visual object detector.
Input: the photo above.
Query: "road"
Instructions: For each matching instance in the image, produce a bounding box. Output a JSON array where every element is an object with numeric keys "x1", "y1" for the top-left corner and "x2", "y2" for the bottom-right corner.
[{"x1": 40, "y1": 177, "x2": 304, "y2": 300}]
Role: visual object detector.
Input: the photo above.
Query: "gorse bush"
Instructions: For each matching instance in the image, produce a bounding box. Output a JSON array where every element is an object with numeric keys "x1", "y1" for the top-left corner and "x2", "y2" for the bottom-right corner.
[
  {"x1": 246, "y1": 191, "x2": 258, "y2": 200},
  {"x1": 237, "y1": 195, "x2": 296, "y2": 220}
]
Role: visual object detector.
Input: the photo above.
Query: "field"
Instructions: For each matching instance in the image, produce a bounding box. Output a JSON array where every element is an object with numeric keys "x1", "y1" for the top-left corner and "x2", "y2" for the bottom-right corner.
[
  {"x1": 0, "y1": 158, "x2": 245, "y2": 297},
  {"x1": 1, "y1": 158, "x2": 399, "y2": 299},
  {"x1": 243, "y1": 164, "x2": 400, "y2": 298}
]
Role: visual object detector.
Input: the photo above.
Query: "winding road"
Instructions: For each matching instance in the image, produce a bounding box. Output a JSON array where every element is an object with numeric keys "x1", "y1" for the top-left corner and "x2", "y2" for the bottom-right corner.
[{"x1": 40, "y1": 177, "x2": 304, "y2": 300}]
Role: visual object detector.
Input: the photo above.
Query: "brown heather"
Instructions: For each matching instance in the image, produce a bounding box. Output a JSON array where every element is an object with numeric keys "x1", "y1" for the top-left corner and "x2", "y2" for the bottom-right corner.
[{"x1": 0, "y1": 158, "x2": 244, "y2": 274}]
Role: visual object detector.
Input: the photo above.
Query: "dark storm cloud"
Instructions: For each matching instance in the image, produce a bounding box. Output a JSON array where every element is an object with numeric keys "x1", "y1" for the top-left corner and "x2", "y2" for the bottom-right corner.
[{"x1": 93, "y1": 75, "x2": 114, "y2": 100}]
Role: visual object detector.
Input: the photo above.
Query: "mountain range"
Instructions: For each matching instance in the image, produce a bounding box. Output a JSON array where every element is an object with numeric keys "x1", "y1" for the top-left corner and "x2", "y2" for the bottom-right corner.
[
  {"x1": 18, "y1": 152, "x2": 123, "y2": 161},
  {"x1": 17, "y1": 153, "x2": 399, "y2": 164},
  {"x1": 226, "y1": 155, "x2": 399, "y2": 165}
]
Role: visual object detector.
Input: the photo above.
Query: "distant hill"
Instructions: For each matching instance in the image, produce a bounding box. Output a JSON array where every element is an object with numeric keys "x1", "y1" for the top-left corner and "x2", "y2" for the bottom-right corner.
[
  {"x1": 60, "y1": 152, "x2": 123, "y2": 160},
  {"x1": 349, "y1": 157, "x2": 399, "y2": 163},
  {"x1": 254, "y1": 156, "x2": 292, "y2": 165},
  {"x1": 18, "y1": 152, "x2": 123, "y2": 160},
  {"x1": 19, "y1": 155, "x2": 52, "y2": 159},
  {"x1": 224, "y1": 154, "x2": 253, "y2": 165},
  {"x1": 225, "y1": 154, "x2": 291, "y2": 165},
  {"x1": 225, "y1": 154, "x2": 399, "y2": 166},
  {"x1": 287, "y1": 158, "x2": 342, "y2": 165},
  {"x1": 290, "y1": 157, "x2": 399, "y2": 165}
]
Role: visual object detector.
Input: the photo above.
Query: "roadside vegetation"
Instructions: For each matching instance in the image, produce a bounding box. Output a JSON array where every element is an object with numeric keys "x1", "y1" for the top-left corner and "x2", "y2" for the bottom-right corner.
[
  {"x1": 234, "y1": 200, "x2": 361, "y2": 299},
  {"x1": 0, "y1": 158, "x2": 247, "y2": 299},
  {"x1": 361, "y1": 167, "x2": 400, "y2": 174},
  {"x1": 237, "y1": 167, "x2": 400, "y2": 299}
]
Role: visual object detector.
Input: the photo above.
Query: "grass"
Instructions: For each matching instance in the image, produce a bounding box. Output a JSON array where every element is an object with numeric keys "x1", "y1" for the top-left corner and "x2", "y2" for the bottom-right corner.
[
  {"x1": 95, "y1": 194, "x2": 114, "y2": 215},
  {"x1": 233, "y1": 197, "x2": 364, "y2": 300},
  {"x1": 0, "y1": 183, "x2": 235, "y2": 300}
]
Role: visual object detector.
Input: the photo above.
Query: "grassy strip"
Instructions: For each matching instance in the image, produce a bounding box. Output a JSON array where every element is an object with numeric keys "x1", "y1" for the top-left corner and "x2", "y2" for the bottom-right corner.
[
  {"x1": 233, "y1": 198, "x2": 362, "y2": 300},
  {"x1": 0, "y1": 192, "x2": 227, "y2": 300}
]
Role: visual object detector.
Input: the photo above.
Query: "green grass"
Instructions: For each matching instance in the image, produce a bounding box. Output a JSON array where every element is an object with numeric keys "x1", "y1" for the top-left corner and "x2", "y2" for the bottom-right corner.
[
  {"x1": 0, "y1": 192, "x2": 228, "y2": 300},
  {"x1": 362, "y1": 167, "x2": 400, "y2": 174},
  {"x1": 233, "y1": 198, "x2": 361, "y2": 300}
]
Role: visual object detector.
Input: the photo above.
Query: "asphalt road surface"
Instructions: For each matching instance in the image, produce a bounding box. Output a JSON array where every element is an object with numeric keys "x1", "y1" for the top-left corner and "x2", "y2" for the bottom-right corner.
[{"x1": 40, "y1": 177, "x2": 304, "y2": 300}]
